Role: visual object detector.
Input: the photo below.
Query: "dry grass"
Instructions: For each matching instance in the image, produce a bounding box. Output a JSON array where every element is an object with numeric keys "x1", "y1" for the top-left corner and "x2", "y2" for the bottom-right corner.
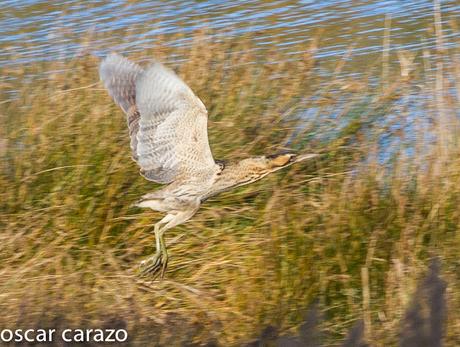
[{"x1": 1, "y1": 23, "x2": 460, "y2": 346}]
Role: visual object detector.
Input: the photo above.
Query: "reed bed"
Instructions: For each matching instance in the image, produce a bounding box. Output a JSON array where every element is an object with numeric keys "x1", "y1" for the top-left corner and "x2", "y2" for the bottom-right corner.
[{"x1": 0, "y1": 22, "x2": 459, "y2": 346}]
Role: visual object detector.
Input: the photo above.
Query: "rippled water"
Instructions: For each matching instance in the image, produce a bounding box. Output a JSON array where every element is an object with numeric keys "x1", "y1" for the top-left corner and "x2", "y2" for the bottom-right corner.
[{"x1": 1, "y1": 0, "x2": 459, "y2": 68}]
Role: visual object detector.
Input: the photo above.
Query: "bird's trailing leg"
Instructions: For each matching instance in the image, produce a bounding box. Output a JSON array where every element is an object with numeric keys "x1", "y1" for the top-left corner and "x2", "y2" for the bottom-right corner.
[
  {"x1": 139, "y1": 207, "x2": 199, "y2": 278},
  {"x1": 139, "y1": 214, "x2": 173, "y2": 278}
]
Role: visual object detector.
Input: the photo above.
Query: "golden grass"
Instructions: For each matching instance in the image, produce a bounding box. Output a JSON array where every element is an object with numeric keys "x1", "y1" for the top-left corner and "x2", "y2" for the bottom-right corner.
[{"x1": 1, "y1": 27, "x2": 460, "y2": 345}]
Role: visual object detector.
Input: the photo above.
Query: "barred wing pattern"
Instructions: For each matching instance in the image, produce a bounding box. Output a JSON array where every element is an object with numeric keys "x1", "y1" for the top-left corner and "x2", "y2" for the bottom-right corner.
[
  {"x1": 100, "y1": 53, "x2": 217, "y2": 184},
  {"x1": 99, "y1": 53, "x2": 144, "y2": 160}
]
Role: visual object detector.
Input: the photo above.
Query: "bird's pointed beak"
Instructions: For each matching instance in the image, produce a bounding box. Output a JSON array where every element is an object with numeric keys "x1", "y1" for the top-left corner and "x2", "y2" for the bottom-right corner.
[{"x1": 294, "y1": 153, "x2": 319, "y2": 163}]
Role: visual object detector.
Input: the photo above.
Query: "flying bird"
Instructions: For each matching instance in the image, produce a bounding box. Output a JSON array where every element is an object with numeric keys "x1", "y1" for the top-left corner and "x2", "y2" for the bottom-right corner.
[{"x1": 99, "y1": 53, "x2": 317, "y2": 277}]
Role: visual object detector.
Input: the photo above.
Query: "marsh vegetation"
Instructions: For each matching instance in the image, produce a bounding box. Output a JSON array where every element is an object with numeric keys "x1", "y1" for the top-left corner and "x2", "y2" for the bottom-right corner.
[{"x1": 0, "y1": 1, "x2": 459, "y2": 346}]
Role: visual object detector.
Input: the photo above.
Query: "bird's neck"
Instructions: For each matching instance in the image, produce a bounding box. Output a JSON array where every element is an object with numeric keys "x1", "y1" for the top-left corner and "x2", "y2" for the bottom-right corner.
[{"x1": 203, "y1": 159, "x2": 269, "y2": 200}]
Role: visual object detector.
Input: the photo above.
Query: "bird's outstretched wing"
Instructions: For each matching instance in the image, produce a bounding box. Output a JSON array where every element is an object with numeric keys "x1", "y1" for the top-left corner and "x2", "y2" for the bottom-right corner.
[
  {"x1": 100, "y1": 53, "x2": 217, "y2": 184},
  {"x1": 99, "y1": 53, "x2": 143, "y2": 161}
]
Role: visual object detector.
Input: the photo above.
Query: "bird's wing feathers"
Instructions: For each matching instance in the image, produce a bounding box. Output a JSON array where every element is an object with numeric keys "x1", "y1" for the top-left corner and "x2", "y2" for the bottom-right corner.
[
  {"x1": 99, "y1": 53, "x2": 144, "y2": 160},
  {"x1": 135, "y1": 61, "x2": 216, "y2": 183},
  {"x1": 100, "y1": 53, "x2": 217, "y2": 184}
]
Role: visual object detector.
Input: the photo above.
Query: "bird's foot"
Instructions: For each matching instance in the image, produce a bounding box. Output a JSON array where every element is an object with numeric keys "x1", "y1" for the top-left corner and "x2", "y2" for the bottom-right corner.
[{"x1": 139, "y1": 252, "x2": 169, "y2": 279}]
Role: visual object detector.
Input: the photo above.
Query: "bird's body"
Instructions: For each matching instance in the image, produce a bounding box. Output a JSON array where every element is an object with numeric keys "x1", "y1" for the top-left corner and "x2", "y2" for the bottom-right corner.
[{"x1": 99, "y1": 53, "x2": 317, "y2": 277}]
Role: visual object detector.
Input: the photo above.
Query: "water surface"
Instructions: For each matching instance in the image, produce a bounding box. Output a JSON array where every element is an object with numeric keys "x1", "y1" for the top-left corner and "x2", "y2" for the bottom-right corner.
[{"x1": 1, "y1": 0, "x2": 458, "y2": 68}]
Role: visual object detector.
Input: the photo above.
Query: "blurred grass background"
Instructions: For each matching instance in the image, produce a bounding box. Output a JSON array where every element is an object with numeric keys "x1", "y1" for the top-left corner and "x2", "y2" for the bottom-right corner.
[{"x1": 1, "y1": 16, "x2": 460, "y2": 347}]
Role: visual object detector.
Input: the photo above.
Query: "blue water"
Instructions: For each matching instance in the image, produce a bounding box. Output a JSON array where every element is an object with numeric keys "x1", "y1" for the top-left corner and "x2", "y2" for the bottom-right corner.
[{"x1": 1, "y1": 0, "x2": 458, "y2": 67}]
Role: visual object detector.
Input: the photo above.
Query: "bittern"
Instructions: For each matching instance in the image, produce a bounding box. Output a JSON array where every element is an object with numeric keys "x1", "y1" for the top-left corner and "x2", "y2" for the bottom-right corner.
[{"x1": 99, "y1": 53, "x2": 317, "y2": 277}]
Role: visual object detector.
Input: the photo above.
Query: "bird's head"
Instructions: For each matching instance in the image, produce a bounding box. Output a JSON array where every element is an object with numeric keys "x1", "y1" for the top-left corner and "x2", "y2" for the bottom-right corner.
[
  {"x1": 209, "y1": 151, "x2": 318, "y2": 195},
  {"x1": 265, "y1": 151, "x2": 318, "y2": 172},
  {"x1": 235, "y1": 151, "x2": 317, "y2": 179}
]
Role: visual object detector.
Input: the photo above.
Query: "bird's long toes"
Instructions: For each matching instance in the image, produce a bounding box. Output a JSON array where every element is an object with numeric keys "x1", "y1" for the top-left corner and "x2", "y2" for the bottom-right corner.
[
  {"x1": 139, "y1": 255, "x2": 159, "y2": 274},
  {"x1": 139, "y1": 263, "x2": 161, "y2": 278},
  {"x1": 160, "y1": 255, "x2": 169, "y2": 278},
  {"x1": 139, "y1": 253, "x2": 166, "y2": 278}
]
